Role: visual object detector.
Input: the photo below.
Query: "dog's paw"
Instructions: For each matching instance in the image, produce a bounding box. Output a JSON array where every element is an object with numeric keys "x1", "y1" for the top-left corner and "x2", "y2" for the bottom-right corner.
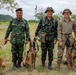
[{"x1": 2, "y1": 61, "x2": 6, "y2": 67}]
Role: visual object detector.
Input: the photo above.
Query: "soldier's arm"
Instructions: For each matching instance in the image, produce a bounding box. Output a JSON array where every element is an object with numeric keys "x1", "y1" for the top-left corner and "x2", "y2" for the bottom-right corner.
[
  {"x1": 25, "y1": 21, "x2": 30, "y2": 41},
  {"x1": 73, "y1": 20, "x2": 76, "y2": 37},
  {"x1": 54, "y1": 20, "x2": 58, "y2": 40},
  {"x1": 5, "y1": 21, "x2": 12, "y2": 39},
  {"x1": 35, "y1": 19, "x2": 42, "y2": 37},
  {"x1": 57, "y1": 20, "x2": 62, "y2": 42}
]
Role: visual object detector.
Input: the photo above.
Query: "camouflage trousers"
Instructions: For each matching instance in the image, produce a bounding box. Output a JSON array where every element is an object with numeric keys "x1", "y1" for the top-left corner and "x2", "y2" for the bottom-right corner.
[
  {"x1": 41, "y1": 40, "x2": 54, "y2": 62},
  {"x1": 57, "y1": 34, "x2": 74, "y2": 64},
  {"x1": 11, "y1": 44, "x2": 24, "y2": 64}
]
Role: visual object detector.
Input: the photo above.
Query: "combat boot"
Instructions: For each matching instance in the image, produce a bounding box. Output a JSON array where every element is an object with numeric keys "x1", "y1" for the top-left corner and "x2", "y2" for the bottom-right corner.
[
  {"x1": 56, "y1": 63, "x2": 60, "y2": 70},
  {"x1": 41, "y1": 61, "x2": 45, "y2": 67},
  {"x1": 18, "y1": 61, "x2": 21, "y2": 68},
  {"x1": 48, "y1": 61, "x2": 52, "y2": 70},
  {"x1": 12, "y1": 62, "x2": 18, "y2": 70}
]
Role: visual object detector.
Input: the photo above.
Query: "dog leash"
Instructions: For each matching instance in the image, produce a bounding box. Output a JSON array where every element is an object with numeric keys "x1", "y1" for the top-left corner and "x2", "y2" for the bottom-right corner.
[
  {"x1": 34, "y1": 37, "x2": 40, "y2": 52},
  {"x1": 23, "y1": 41, "x2": 31, "y2": 57},
  {"x1": 23, "y1": 42, "x2": 27, "y2": 56},
  {"x1": 0, "y1": 43, "x2": 5, "y2": 49},
  {"x1": 35, "y1": 41, "x2": 39, "y2": 52},
  {"x1": 0, "y1": 40, "x2": 10, "y2": 49}
]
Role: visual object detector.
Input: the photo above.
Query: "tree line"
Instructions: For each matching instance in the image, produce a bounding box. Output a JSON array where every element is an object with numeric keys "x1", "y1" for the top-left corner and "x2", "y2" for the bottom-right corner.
[
  {"x1": 0, "y1": 14, "x2": 13, "y2": 21},
  {"x1": 0, "y1": 1, "x2": 76, "y2": 22}
]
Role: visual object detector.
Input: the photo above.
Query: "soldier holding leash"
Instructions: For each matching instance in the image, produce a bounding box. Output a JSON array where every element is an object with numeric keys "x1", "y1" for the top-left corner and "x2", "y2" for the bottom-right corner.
[
  {"x1": 35, "y1": 7, "x2": 58, "y2": 70},
  {"x1": 4, "y1": 8, "x2": 30, "y2": 69},
  {"x1": 57, "y1": 9, "x2": 76, "y2": 70}
]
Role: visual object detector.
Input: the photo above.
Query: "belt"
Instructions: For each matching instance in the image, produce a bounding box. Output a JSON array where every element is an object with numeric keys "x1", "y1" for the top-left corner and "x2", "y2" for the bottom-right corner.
[{"x1": 46, "y1": 33, "x2": 56, "y2": 35}]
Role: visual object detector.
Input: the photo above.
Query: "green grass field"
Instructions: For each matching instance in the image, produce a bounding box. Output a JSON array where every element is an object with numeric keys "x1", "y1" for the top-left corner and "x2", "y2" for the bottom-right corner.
[
  {"x1": 0, "y1": 21, "x2": 9, "y2": 26},
  {"x1": 0, "y1": 23, "x2": 76, "y2": 75}
]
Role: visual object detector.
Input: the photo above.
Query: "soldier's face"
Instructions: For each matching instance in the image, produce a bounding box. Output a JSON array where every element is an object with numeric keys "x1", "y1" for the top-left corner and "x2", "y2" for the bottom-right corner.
[
  {"x1": 16, "y1": 11, "x2": 23, "y2": 19},
  {"x1": 63, "y1": 12, "x2": 70, "y2": 18},
  {"x1": 46, "y1": 10, "x2": 53, "y2": 17}
]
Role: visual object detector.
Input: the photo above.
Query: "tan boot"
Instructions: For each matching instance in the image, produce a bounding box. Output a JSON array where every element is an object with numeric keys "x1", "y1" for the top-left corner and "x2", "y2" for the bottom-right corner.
[{"x1": 56, "y1": 63, "x2": 60, "y2": 70}]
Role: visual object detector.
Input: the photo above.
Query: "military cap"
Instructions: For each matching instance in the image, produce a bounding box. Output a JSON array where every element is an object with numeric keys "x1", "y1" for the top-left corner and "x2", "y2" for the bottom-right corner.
[
  {"x1": 45, "y1": 7, "x2": 54, "y2": 13},
  {"x1": 62, "y1": 9, "x2": 72, "y2": 15},
  {"x1": 16, "y1": 8, "x2": 23, "y2": 12}
]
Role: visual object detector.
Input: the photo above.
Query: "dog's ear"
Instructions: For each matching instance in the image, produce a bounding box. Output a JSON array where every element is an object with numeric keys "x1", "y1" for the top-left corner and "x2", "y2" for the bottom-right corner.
[
  {"x1": 74, "y1": 40, "x2": 76, "y2": 43},
  {"x1": 33, "y1": 37, "x2": 36, "y2": 42},
  {"x1": 29, "y1": 38, "x2": 31, "y2": 41}
]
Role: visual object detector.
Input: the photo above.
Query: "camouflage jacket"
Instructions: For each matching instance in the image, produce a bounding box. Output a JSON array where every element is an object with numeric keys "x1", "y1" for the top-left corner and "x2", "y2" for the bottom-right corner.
[
  {"x1": 35, "y1": 16, "x2": 58, "y2": 41},
  {"x1": 5, "y1": 18, "x2": 30, "y2": 45}
]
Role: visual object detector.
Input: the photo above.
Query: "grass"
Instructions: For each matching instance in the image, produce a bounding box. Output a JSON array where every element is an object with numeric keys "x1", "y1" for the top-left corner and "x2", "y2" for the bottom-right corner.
[
  {"x1": 0, "y1": 23, "x2": 76, "y2": 75},
  {"x1": 0, "y1": 21, "x2": 9, "y2": 26}
]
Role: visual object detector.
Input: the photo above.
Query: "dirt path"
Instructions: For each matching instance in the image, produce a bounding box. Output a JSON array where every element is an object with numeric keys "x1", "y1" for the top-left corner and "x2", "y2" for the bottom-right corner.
[{"x1": 0, "y1": 26, "x2": 8, "y2": 29}]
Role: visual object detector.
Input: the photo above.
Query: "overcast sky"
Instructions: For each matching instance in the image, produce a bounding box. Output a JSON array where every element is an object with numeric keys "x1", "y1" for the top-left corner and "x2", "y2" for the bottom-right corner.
[{"x1": 0, "y1": 0, "x2": 76, "y2": 20}]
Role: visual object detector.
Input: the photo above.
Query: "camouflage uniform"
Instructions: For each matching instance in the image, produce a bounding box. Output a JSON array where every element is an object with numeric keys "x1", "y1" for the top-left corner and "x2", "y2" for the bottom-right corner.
[
  {"x1": 5, "y1": 18, "x2": 30, "y2": 67},
  {"x1": 57, "y1": 18, "x2": 76, "y2": 64},
  {"x1": 35, "y1": 16, "x2": 58, "y2": 66}
]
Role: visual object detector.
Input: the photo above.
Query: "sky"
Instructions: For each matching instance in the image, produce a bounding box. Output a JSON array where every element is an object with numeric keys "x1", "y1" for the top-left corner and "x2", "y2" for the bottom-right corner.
[{"x1": 0, "y1": 0, "x2": 76, "y2": 20}]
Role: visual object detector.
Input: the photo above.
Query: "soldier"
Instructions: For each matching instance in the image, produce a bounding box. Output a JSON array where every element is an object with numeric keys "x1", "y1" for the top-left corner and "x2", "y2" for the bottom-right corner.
[
  {"x1": 57, "y1": 9, "x2": 76, "y2": 70},
  {"x1": 35, "y1": 7, "x2": 58, "y2": 70},
  {"x1": 4, "y1": 8, "x2": 30, "y2": 69}
]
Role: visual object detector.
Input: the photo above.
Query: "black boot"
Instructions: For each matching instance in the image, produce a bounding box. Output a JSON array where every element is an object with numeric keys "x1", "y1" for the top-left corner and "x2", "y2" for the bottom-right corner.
[
  {"x1": 18, "y1": 61, "x2": 21, "y2": 68},
  {"x1": 41, "y1": 61, "x2": 45, "y2": 67},
  {"x1": 48, "y1": 61, "x2": 52, "y2": 70},
  {"x1": 12, "y1": 61, "x2": 18, "y2": 70}
]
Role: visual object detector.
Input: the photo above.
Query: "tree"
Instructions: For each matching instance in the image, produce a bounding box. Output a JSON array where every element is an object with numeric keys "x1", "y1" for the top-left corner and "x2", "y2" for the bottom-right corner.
[
  {"x1": 71, "y1": 14, "x2": 76, "y2": 21},
  {"x1": 35, "y1": 12, "x2": 45, "y2": 20},
  {"x1": 57, "y1": 11, "x2": 63, "y2": 19},
  {"x1": 53, "y1": 14, "x2": 60, "y2": 21},
  {"x1": 0, "y1": 0, "x2": 18, "y2": 11},
  {"x1": 0, "y1": 14, "x2": 13, "y2": 21}
]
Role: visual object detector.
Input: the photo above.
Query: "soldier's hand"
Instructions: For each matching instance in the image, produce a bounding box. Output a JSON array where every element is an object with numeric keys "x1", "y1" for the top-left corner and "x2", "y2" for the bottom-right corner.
[
  {"x1": 54, "y1": 40, "x2": 57, "y2": 44},
  {"x1": 4, "y1": 39, "x2": 9, "y2": 44},
  {"x1": 59, "y1": 42, "x2": 63, "y2": 46}
]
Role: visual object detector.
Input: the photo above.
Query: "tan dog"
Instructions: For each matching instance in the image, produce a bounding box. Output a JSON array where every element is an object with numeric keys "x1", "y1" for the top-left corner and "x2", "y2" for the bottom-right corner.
[
  {"x1": 70, "y1": 40, "x2": 76, "y2": 69},
  {"x1": 0, "y1": 57, "x2": 6, "y2": 67},
  {"x1": 63, "y1": 41, "x2": 76, "y2": 69},
  {"x1": 22, "y1": 41, "x2": 38, "y2": 70}
]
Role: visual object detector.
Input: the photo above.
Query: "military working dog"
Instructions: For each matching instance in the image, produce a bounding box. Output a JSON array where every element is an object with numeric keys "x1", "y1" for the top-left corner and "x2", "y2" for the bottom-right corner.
[
  {"x1": 22, "y1": 40, "x2": 39, "y2": 70},
  {"x1": 71, "y1": 40, "x2": 76, "y2": 69},
  {"x1": 0, "y1": 57, "x2": 6, "y2": 68}
]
